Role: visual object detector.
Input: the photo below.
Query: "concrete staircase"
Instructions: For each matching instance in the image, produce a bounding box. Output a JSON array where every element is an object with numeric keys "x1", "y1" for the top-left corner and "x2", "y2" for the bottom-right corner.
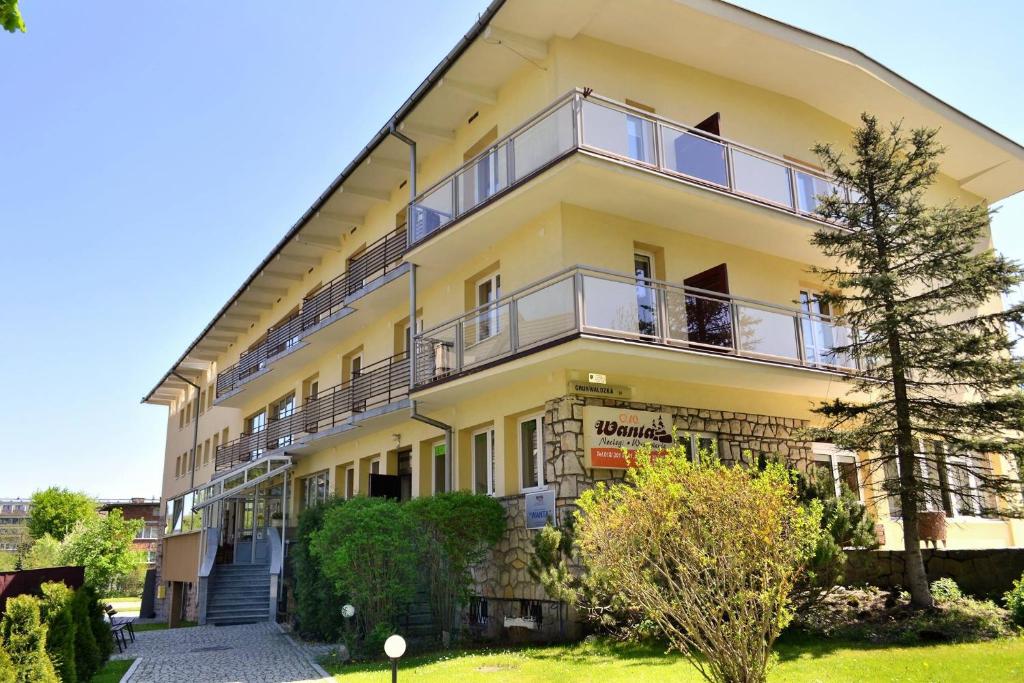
[{"x1": 207, "y1": 563, "x2": 271, "y2": 625}]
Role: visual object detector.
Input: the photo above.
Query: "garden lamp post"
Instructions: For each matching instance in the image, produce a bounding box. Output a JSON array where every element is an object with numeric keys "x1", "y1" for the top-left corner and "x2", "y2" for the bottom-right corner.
[{"x1": 384, "y1": 634, "x2": 406, "y2": 683}]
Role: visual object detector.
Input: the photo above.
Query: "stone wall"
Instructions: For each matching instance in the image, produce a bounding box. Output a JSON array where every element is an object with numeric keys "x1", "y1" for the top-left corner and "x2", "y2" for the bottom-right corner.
[
  {"x1": 472, "y1": 393, "x2": 813, "y2": 636},
  {"x1": 845, "y1": 548, "x2": 1024, "y2": 599}
]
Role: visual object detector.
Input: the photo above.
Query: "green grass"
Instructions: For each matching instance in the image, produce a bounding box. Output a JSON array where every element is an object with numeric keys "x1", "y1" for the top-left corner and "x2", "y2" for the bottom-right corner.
[
  {"x1": 133, "y1": 619, "x2": 197, "y2": 632},
  {"x1": 91, "y1": 658, "x2": 134, "y2": 683},
  {"x1": 323, "y1": 635, "x2": 1024, "y2": 682},
  {"x1": 104, "y1": 597, "x2": 141, "y2": 611}
]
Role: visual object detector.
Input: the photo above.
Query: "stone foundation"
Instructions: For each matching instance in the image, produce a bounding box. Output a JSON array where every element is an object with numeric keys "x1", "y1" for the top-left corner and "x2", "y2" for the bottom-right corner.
[
  {"x1": 845, "y1": 548, "x2": 1024, "y2": 599},
  {"x1": 471, "y1": 394, "x2": 812, "y2": 638}
]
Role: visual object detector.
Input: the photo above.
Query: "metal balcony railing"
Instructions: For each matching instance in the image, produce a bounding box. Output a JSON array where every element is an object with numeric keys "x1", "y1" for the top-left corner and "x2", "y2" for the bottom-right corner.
[
  {"x1": 216, "y1": 227, "x2": 408, "y2": 398},
  {"x1": 412, "y1": 266, "x2": 858, "y2": 387},
  {"x1": 214, "y1": 353, "x2": 410, "y2": 472},
  {"x1": 409, "y1": 90, "x2": 847, "y2": 246}
]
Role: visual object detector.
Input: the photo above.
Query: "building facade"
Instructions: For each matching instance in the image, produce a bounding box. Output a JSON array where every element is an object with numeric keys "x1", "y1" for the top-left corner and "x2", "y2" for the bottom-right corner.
[
  {"x1": 0, "y1": 500, "x2": 31, "y2": 554},
  {"x1": 98, "y1": 499, "x2": 161, "y2": 566},
  {"x1": 143, "y1": 0, "x2": 1024, "y2": 629}
]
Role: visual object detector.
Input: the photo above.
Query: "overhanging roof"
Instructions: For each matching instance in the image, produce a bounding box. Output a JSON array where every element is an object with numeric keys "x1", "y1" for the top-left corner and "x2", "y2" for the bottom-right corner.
[{"x1": 143, "y1": 0, "x2": 1024, "y2": 405}]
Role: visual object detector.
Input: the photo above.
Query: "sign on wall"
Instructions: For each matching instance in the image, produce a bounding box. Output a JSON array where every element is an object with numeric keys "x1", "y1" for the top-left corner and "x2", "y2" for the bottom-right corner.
[
  {"x1": 582, "y1": 406, "x2": 676, "y2": 469},
  {"x1": 524, "y1": 489, "x2": 556, "y2": 529},
  {"x1": 567, "y1": 380, "x2": 631, "y2": 400}
]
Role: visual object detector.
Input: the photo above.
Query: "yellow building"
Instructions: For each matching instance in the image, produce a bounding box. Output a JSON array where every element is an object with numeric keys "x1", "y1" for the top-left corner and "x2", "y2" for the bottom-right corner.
[{"x1": 143, "y1": 0, "x2": 1024, "y2": 628}]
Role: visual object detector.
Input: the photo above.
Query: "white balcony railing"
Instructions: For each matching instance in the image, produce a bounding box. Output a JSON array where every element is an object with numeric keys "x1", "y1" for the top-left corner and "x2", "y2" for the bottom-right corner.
[
  {"x1": 409, "y1": 90, "x2": 847, "y2": 245},
  {"x1": 413, "y1": 266, "x2": 858, "y2": 387}
]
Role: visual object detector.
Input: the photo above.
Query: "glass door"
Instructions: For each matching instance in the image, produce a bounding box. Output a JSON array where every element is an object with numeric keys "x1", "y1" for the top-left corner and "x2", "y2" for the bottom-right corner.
[
  {"x1": 800, "y1": 290, "x2": 835, "y2": 366},
  {"x1": 634, "y1": 253, "x2": 657, "y2": 337}
]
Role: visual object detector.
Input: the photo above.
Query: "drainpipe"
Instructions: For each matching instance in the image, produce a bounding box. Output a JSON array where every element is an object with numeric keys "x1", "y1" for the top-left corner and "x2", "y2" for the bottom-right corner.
[{"x1": 390, "y1": 125, "x2": 454, "y2": 491}]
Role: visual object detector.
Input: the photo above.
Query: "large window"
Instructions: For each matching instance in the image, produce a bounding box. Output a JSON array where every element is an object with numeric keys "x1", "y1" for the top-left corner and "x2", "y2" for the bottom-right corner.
[
  {"x1": 433, "y1": 442, "x2": 448, "y2": 495},
  {"x1": 519, "y1": 415, "x2": 544, "y2": 491},
  {"x1": 476, "y1": 273, "x2": 501, "y2": 341},
  {"x1": 881, "y1": 441, "x2": 993, "y2": 520},
  {"x1": 301, "y1": 470, "x2": 329, "y2": 509},
  {"x1": 811, "y1": 443, "x2": 860, "y2": 499},
  {"x1": 473, "y1": 428, "x2": 496, "y2": 496}
]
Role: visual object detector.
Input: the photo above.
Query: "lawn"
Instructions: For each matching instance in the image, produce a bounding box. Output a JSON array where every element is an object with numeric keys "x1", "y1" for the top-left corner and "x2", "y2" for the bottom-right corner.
[
  {"x1": 324, "y1": 635, "x2": 1024, "y2": 682},
  {"x1": 92, "y1": 658, "x2": 134, "y2": 683},
  {"x1": 103, "y1": 597, "x2": 141, "y2": 613},
  {"x1": 133, "y1": 619, "x2": 197, "y2": 632}
]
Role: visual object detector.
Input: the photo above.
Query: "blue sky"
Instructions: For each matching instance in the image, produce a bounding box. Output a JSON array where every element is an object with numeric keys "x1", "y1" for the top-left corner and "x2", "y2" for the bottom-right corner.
[{"x1": 1, "y1": 1, "x2": 1021, "y2": 498}]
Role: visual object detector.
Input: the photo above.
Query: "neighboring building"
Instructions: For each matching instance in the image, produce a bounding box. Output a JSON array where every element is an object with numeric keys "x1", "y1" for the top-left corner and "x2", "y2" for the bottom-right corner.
[
  {"x1": 98, "y1": 498, "x2": 161, "y2": 565},
  {"x1": 0, "y1": 500, "x2": 31, "y2": 553},
  {"x1": 142, "y1": 0, "x2": 1024, "y2": 630}
]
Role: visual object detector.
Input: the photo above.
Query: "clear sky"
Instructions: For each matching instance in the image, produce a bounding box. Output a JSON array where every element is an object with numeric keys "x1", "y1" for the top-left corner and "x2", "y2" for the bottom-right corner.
[{"x1": 1, "y1": 1, "x2": 1021, "y2": 498}]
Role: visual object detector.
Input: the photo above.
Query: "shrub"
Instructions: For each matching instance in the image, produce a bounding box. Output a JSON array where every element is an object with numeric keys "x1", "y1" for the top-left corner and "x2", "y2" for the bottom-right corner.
[
  {"x1": 291, "y1": 496, "x2": 348, "y2": 640},
  {"x1": 0, "y1": 644, "x2": 14, "y2": 683},
  {"x1": 0, "y1": 595, "x2": 59, "y2": 683},
  {"x1": 793, "y1": 585, "x2": 1014, "y2": 644},
  {"x1": 19, "y1": 536, "x2": 62, "y2": 571},
  {"x1": 406, "y1": 492, "x2": 505, "y2": 645},
  {"x1": 70, "y1": 587, "x2": 101, "y2": 679},
  {"x1": 574, "y1": 446, "x2": 821, "y2": 683},
  {"x1": 59, "y1": 509, "x2": 144, "y2": 593},
  {"x1": 39, "y1": 582, "x2": 77, "y2": 683},
  {"x1": 310, "y1": 497, "x2": 420, "y2": 640},
  {"x1": 931, "y1": 577, "x2": 964, "y2": 604},
  {"x1": 1004, "y1": 573, "x2": 1024, "y2": 627}
]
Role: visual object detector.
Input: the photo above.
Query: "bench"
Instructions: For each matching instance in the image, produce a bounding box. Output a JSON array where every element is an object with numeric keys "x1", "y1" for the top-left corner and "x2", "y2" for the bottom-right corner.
[{"x1": 105, "y1": 605, "x2": 136, "y2": 652}]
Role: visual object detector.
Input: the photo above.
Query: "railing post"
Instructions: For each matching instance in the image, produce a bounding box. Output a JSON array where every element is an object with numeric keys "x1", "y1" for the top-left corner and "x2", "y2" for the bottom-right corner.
[
  {"x1": 507, "y1": 137, "x2": 516, "y2": 186},
  {"x1": 794, "y1": 314, "x2": 807, "y2": 366},
  {"x1": 572, "y1": 92, "x2": 583, "y2": 149},
  {"x1": 575, "y1": 271, "x2": 585, "y2": 331},
  {"x1": 656, "y1": 283, "x2": 670, "y2": 344},
  {"x1": 729, "y1": 300, "x2": 741, "y2": 356},
  {"x1": 725, "y1": 145, "x2": 736, "y2": 193},
  {"x1": 509, "y1": 299, "x2": 520, "y2": 353},
  {"x1": 455, "y1": 321, "x2": 465, "y2": 373},
  {"x1": 653, "y1": 121, "x2": 664, "y2": 172},
  {"x1": 787, "y1": 167, "x2": 799, "y2": 213}
]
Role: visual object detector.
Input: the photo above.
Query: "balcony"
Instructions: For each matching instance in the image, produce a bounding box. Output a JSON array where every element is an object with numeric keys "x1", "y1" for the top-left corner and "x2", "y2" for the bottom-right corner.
[
  {"x1": 215, "y1": 353, "x2": 410, "y2": 472},
  {"x1": 215, "y1": 227, "x2": 408, "y2": 401},
  {"x1": 407, "y1": 90, "x2": 847, "y2": 270},
  {"x1": 412, "y1": 266, "x2": 857, "y2": 393}
]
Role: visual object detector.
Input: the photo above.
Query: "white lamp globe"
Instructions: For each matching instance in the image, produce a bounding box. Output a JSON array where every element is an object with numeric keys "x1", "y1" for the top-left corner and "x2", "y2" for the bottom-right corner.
[
  {"x1": 383, "y1": 634, "x2": 407, "y2": 659},
  {"x1": 341, "y1": 604, "x2": 355, "y2": 618}
]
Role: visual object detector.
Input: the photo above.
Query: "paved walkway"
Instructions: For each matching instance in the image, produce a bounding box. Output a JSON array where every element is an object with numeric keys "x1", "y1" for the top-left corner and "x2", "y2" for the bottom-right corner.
[{"x1": 114, "y1": 622, "x2": 334, "y2": 683}]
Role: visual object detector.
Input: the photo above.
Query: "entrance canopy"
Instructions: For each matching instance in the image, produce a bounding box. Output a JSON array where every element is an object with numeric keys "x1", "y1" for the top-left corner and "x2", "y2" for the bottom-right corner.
[{"x1": 193, "y1": 455, "x2": 293, "y2": 511}]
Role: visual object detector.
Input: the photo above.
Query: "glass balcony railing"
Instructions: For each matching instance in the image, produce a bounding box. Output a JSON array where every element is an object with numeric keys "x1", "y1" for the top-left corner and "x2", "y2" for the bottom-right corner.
[
  {"x1": 409, "y1": 90, "x2": 846, "y2": 246},
  {"x1": 412, "y1": 266, "x2": 858, "y2": 387}
]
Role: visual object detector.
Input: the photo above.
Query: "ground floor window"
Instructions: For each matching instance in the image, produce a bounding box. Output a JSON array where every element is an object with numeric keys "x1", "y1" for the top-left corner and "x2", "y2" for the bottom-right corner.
[
  {"x1": 301, "y1": 470, "x2": 329, "y2": 509},
  {"x1": 433, "y1": 441, "x2": 448, "y2": 494},
  {"x1": 473, "y1": 427, "x2": 496, "y2": 496},
  {"x1": 880, "y1": 441, "x2": 994, "y2": 520},
  {"x1": 345, "y1": 467, "x2": 355, "y2": 500},
  {"x1": 811, "y1": 443, "x2": 860, "y2": 499},
  {"x1": 681, "y1": 432, "x2": 718, "y2": 463},
  {"x1": 520, "y1": 415, "x2": 544, "y2": 490}
]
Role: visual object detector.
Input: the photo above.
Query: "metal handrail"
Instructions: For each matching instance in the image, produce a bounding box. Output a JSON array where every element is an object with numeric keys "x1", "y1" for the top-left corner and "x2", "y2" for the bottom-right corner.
[
  {"x1": 216, "y1": 226, "x2": 409, "y2": 398},
  {"x1": 214, "y1": 353, "x2": 410, "y2": 471}
]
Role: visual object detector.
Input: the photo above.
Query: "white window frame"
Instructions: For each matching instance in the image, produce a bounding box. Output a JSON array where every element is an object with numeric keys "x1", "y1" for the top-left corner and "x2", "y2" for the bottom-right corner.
[
  {"x1": 344, "y1": 466, "x2": 356, "y2": 500},
  {"x1": 519, "y1": 414, "x2": 545, "y2": 492},
  {"x1": 475, "y1": 273, "x2": 502, "y2": 341},
  {"x1": 811, "y1": 442, "x2": 859, "y2": 499},
  {"x1": 682, "y1": 432, "x2": 717, "y2": 464},
  {"x1": 472, "y1": 427, "x2": 497, "y2": 497}
]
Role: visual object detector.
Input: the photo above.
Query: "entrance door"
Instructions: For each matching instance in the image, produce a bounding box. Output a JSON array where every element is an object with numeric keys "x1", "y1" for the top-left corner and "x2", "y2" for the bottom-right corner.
[
  {"x1": 683, "y1": 264, "x2": 732, "y2": 349},
  {"x1": 634, "y1": 253, "x2": 657, "y2": 337}
]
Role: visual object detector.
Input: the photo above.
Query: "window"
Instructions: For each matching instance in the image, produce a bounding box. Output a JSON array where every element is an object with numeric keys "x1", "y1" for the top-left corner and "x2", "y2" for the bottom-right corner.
[
  {"x1": 811, "y1": 443, "x2": 860, "y2": 499},
  {"x1": 198, "y1": 390, "x2": 206, "y2": 415},
  {"x1": 433, "y1": 442, "x2": 448, "y2": 494},
  {"x1": 800, "y1": 290, "x2": 836, "y2": 366},
  {"x1": 349, "y1": 355, "x2": 365, "y2": 412},
  {"x1": 476, "y1": 273, "x2": 501, "y2": 340},
  {"x1": 246, "y1": 410, "x2": 267, "y2": 459},
  {"x1": 271, "y1": 393, "x2": 296, "y2": 448},
  {"x1": 202, "y1": 439, "x2": 211, "y2": 466},
  {"x1": 880, "y1": 441, "x2": 992, "y2": 520},
  {"x1": 178, "y1": 406, "x2": 185, "y2": 429},
  {"x1": 634, "y1": 252, "x2": 656, "y2": 336},
  {"x1": 681, "y1": 433, "x2": 717, "y2": 463},
  {"x1": 174, "y1": 455, "x2": 181, "y2": 478},
  {"x1": 345, "y1": 467, "x2": 355, "y2": 500},
  {"x1": 473, "y1": 428, "x2": 496, "y2": 496},
  {"x1": 370, "y1": 459, "x2": 380, "y2": 475},
  {"x1": 519, "y1": 415, "x2": 544, "y2": 490},
  {"x1": 301, "y1": 471, "x2": 329, "y2": 509}
]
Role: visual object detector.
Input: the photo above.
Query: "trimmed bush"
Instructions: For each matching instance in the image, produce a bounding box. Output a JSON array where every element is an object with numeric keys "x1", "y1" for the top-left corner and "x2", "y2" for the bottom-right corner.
[
  {"x1": 311, "y1": 497, "x2": 420, "y2": 640},
  {"x1": 932, "y1": 577, "x2": 964, "y2": 604},
  {"x1": 1005, "y1": 573, "x2": 1024, "y2": 627},
  {"x1": 0, "y1": 595, "x2": 59, "y2": 683},
  {"x1": 70, "y1": 587, "x2": 101, "y2": 680},
  {"x1": 81, "y1": 585, "x2": 114, "y2": 663},
  {"x1": 39, "y1": 582, "x2": 77, "y2": 683},
  {"x1": 291, "y1": 497, "x2": 348, "y2": 640},
  {"x1": 0, "y1": 645, "x2": 14, "y2": 683},
  {"x1": 406, "y1": 492, "x2": 506, "y2": 644}
]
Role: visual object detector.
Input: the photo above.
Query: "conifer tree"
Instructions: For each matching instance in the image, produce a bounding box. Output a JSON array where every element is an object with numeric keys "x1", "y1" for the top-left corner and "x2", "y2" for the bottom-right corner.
[
  {"x1": 807, "y1": 114, "x2": 1024, "y2": 608},
  {"x1": 0, "y1": 595, "x2": 59, "y2": 683},
  {"x1": 39, "y1": 582, "x2": 77, "y2": 683}
]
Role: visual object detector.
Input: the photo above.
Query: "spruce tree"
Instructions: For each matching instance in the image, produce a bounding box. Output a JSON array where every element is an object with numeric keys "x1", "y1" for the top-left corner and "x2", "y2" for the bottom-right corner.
[
  {"x1": 70, "y1": 588, "x2": 100, "y2": 680},
  {"x1": 806, "y1": 114, "x2": 1024, "y2": 608}
]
